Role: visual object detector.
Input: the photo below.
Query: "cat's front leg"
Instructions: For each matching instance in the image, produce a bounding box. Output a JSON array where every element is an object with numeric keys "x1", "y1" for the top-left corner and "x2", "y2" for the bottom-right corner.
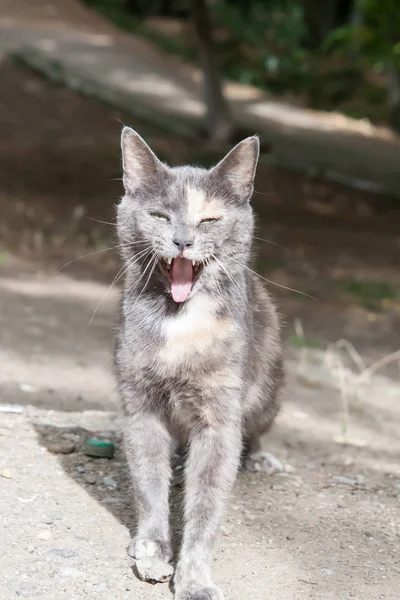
[
  {"x1": 123, "y1": 411, "x2": 173, "y2": 564},
  {"x1": 174, "y1": 420, "x2": 242, "y2": 600}
]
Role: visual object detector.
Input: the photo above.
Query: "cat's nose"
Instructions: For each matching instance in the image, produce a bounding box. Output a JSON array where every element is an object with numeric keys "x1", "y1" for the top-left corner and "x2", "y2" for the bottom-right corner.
[{"x1": 173, "y1": 237, "x2": 193, "y2": 252}]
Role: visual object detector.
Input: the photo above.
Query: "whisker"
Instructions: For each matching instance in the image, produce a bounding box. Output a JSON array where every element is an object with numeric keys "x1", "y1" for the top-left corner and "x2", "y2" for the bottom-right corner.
[
  {"x1": 88, "y1": 246, "x2": 153, "y2": 325},
  {"x1": 87, "y1": 217, "x2": 117, "y2": 226},
  {"x1": 252, "y1": 235, "x2": 284, "y2": 249},
  {"x1": 125, "y1": 252, "x2": 158, "y2": 305},
  {"x1": 135, "y1": 253, "x2": 159, "y2": 304},
  {"x1": 228, "y1": 257, "x2": 316, "y2": 300},
  {"x1": 54, "y1": 241, "x2": 147, "y2": 275},
  {"x1": 212, "y1": 254, "x2": 249, "y2": 313},
  {"x1": 208, "y1": 258, "x2": 234, "y2": 319}
]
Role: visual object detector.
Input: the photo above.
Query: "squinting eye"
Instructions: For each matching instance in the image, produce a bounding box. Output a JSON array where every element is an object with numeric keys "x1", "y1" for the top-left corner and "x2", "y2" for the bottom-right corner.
[
  {"x1": 150, "y1": 212, "x2": 169, "y2": 222},
  {"x1": 200, "y1": 218, "x2": 219, "y2": 224}
]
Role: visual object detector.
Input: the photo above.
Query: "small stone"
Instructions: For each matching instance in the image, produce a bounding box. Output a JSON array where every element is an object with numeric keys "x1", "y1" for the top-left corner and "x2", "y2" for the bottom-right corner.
[
  {"x1": 59, "y1": 566, "x2": 85, "y2": 578},
  {"x1": 284, "y1": 463, "x2": 295, "y2": 473},
  {"x1": 62, "y1": 433, "x2": 81, "y2": 443},
  {"x1": 133, "y1": 558, "x2": 174, "y2": 583},
  {"x1": 332, "y1": 476, "x2": 357, "y2": 486},
  {"x1": 261, "y1": 452, "x2": 284, "y2": 473},
  {"x1": 83, "y1": 473, "x2": 96, "y2": 485},
  {"x1": 102, "y1": 476, "x2": 117, "y2": 488},
  {"x1": 37, "y1": 530, "x2": 52, "y2": 541},
  {"x1": 18, "y1": 382, "x2": 38, "y2": 393},
  {"x1": 92, "y1": 582, "x2": 108, "y2": 593},
  {"x1": 0, "y1": 469, "x2": 12, "y2": 479},
  {"x1": 76, "y1": 465, "x2": 85, "y2": 473},
  {"x1": 102, "y1": 496, "x2": 123, "y2": 504},
  {"x1": 47, "y1": 440, "x2": 75, "y2": 455},
  {"x1": 320, "y1": 568, "x2": 334, "y2": 576},
  {"x1": 0, "y1": 404, "x2": 24, "y2": 414},
  {"x1": 48, "y1": 548, "x2": 77, "y2": 559}
]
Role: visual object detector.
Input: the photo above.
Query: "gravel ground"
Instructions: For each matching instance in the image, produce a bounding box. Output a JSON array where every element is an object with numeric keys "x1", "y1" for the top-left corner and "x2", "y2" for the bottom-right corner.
[{"x1": 0, "y1": 266, "x2": 399, "y2": 600}]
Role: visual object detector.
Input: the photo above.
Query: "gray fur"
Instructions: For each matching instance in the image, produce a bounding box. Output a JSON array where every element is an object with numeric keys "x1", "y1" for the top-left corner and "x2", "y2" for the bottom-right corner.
[{"x1": 114, "y1": 128, "x2": 284, "y2": 599}]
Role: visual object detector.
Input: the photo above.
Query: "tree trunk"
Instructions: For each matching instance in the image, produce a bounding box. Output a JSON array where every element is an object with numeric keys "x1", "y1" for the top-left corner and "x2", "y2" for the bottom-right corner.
[
  {"x1": 387, "y1": 60, "x2": 400, "y2": 132},
  {"x1": 302, "y1": 0, "x2": 353, "y2": 48},
  {"x1": 191, "y1": 0, "x2": 235, "y2": 143}
]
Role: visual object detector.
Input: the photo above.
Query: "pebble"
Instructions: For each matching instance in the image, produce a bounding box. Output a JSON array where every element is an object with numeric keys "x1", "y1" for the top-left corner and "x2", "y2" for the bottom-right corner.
[
  {"x1": 37, "y1": 530, "x2": 52, "y2": 541},
  {"x1": 48, "y1": 548, "x2": 77, "y2": 559},
  {"x1": 102, "y1": 476, "x2": 117, "y2": 488},
  {"x1": 47, "y1": 440, "x2": 75, "y2": 455},
  {"x1": 18, "y1": 382, "x2": 39, "y2": 393},
  {"x1": 133, "y1": 558, "x2": 174, "y2": 583},
  {"x1": 248, "y1": 452, "x2": 294, "y2": 475},
  {"x1": 83, "y1": 473, "x2": 96, "y2": 485},
  {"x1": 0, "y1": 404, "x2": 24, "y2": 414},
  {"x1": 0, "y1": 469, "x2": 12, "y2": 479},
  {"x1": 59, "y1": 566, "x2": 85, "y2": 578},
  {"x1": 62, "y1": 433, "x2": 81, "y2": 443},
  {"x1": 76, "y1": 465, "x2": 86, "y2": 473},
  {"x1": 92, "y1": 582, "x2": 108, "y2": 593},
  {"x1": 320, "y1": 568, "x2": 334, "y2": 576},
  {"x1": 102, "y1": 496, "x2": 123, "y2": 504},
  {"x1": 333, "y1": 476, "x2": 358, "y2": 486}
]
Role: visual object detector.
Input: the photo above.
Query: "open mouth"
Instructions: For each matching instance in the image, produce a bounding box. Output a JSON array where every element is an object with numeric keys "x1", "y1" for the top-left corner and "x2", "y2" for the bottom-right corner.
[{"x1": 159, "y1": 257, "x2": 204, "y2": 303}]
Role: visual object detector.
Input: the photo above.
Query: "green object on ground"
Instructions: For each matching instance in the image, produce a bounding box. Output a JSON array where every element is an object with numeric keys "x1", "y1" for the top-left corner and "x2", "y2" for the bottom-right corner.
[{"x1": 84, "y1": 437, "x2": 115, "y2": 459}]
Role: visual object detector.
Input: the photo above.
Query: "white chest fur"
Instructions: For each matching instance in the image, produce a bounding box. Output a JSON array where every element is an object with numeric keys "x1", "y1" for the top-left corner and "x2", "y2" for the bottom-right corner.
[{"x1": 158, "y1": 293, "x2": 232, "y2": 370}]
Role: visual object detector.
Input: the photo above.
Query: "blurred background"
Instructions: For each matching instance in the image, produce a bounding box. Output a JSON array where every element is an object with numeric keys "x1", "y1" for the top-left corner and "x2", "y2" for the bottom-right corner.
[
  {"x1": 1, "y1": 3, "x2": 400, "y2": 599},
  {"x1": 1, "y1": 0, "x2": 400, "y2": 362}
]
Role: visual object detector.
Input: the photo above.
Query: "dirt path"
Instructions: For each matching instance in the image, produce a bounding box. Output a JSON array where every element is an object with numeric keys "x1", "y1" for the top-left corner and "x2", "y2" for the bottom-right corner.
[
  {"x1": 0, "y1": 266, "x2": 399, "y2": 600},
  {"x1": 1, "y1": 0, "x2": 400, "y2": 193},
  {"x1": 0, "y1": 21, "x2": 399, "y2": 598}
]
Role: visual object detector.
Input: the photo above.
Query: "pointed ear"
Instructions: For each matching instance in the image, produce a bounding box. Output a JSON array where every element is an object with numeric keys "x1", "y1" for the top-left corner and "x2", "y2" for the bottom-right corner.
[
  {"x1": 211, "y1": 136, "x2": 260, "y2": 200},
  {"x1": 121, "y1": 127, "x2": 166, "y2": 195}
]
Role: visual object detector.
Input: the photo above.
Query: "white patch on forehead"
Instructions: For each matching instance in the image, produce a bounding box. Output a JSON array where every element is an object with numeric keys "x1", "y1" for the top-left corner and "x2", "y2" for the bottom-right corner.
[
  {"x1": 186, "y1": 186, "x2": 224, "y2": 222},
  {"x1": 186, "y1": 186, "x2": 206, "y2": 221}
]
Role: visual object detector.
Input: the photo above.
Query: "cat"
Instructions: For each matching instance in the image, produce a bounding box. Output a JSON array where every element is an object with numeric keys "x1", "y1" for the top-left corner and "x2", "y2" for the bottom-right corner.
[{"x1": 114, "y1": 127, "x2": 284, "y2": 600}]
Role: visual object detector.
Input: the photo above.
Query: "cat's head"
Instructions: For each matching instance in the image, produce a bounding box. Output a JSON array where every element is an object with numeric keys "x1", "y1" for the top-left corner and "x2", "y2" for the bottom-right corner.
[{"x1": 118, "y1": 127, "x2": 259, "y2": 303}]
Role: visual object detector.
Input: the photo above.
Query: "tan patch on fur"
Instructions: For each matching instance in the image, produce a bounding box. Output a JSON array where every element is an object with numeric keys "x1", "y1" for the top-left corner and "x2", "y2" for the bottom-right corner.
[
  {"x1": 198, "y1": 405, "x2": 218, "y2": 428},
  {"x1": 171, "y1": 316, "x2": 231, "y2": 347},
  {"x1": 201, "y1": 369, "x2": 242, "y2": 390}
]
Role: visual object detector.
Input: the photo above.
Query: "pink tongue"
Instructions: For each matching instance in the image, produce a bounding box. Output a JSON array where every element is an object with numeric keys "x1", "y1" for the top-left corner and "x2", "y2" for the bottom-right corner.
[{"x1": 171, "y1": 257, "x2": 193, "y2": 302}]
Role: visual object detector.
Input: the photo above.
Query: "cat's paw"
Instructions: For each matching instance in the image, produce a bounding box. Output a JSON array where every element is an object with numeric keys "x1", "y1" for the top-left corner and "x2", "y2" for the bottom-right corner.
[
  {"x1": 128, "y1": 536, "x2": 172, "y2": 562},
  {"x1": 130, "y1": 538, "x2": 174, "y2": 584},
  {"x1": 243, "y1": 451, "x2": 294, "y2": 474},
  {"x1": 133, "y1": 556, "x2": 174, "y2": 583},
  {"x1": 175, "y1": 585, "x2": 224, "y2": 600}
]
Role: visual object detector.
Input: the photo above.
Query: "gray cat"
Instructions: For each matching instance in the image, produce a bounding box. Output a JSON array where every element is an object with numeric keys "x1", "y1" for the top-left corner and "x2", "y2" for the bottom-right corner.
[{"x1": 114, "y1": 127, "x2": 284, "y2": 600}]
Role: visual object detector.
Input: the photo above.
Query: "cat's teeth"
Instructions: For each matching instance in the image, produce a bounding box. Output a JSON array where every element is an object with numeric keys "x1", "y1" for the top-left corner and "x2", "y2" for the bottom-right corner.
[
  {"x1": 192, "y1": 261, "x2": 195, "y2": 267},
  {"x1": 167, "y1": 258, "x2": 172, "y2": 265}
]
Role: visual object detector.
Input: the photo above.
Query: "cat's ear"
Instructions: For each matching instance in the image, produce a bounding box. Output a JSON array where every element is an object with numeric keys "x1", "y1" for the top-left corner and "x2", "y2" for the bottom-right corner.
[
  {"x1": 121, "y1": 127, "x2": 166, "y2": 195},
  {"x1": 211, "y1": 136, "x2": 260, "y2": 201}
]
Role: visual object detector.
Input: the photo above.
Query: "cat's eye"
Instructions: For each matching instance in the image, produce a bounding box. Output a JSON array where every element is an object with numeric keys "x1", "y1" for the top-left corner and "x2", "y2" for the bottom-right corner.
[
  {"x1": 150, "y1": 212, "x2": 169, "y2": 222},
  {"x1": 200, "y1": 217, "x2": 219, "y2": 225}
]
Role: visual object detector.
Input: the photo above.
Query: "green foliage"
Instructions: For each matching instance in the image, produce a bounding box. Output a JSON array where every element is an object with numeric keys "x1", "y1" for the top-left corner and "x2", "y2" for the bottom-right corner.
[
  {"x1": 289, "y1": 335, "x2": 323, "y2": 349},
  {"x1": 83, "y1": 0, "x2": 400, "y2": 126},
  {"x1": 212, "y1": 0, "x2": 307, "y2": 88},
  {"x1": 340, "y1": 279, "x2": 398, "y2": 310},
  {"x1": 324, "y1": 0, "x2": 400, "y2": 67}
]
